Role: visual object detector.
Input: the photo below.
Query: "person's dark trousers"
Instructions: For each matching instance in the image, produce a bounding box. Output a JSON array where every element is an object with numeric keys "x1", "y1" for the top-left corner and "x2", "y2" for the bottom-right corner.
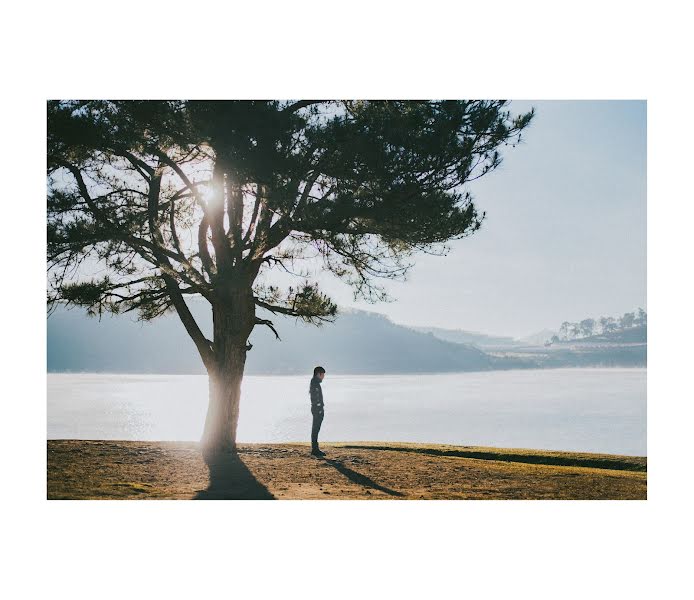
[{"x1": 311, "y1": 410, "x2": 324, "y2": 450}]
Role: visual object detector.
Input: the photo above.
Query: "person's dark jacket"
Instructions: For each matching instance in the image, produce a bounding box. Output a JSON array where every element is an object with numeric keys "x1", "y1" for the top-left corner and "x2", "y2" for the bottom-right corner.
[{"x1": 309, "y1": 376, "x2": 324, "y2": 414}]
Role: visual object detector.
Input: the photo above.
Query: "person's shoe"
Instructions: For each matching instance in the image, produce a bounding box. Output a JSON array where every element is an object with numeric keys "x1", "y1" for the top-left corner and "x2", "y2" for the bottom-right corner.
[{"x1": 311, "y1": 448, "x2": 326, "y2": 457}]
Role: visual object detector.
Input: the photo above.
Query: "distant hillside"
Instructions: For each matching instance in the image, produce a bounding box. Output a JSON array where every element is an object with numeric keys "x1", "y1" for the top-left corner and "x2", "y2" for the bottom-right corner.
[
  {"x1": 567, "y1": 325, "x2": 647, "y2": 345},
  {"x1": 490, "y1": 324, "x2": 647, "y2": 368},
  {"x1": 47, "y1": 300, "x2": 646, "y2": 373},
  {"x1": 47, "y1": 300, "x2": 513, "y2": 375},
  {"x1": 548, "y1": 309, "x2": 646, "y2": 346},
  {"x1": 409, "y1": 325, "x2": 518, "y2": 348}
]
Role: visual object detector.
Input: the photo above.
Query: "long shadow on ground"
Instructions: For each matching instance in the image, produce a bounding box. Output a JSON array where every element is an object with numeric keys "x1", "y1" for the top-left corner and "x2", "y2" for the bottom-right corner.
[
  {"x1": 339, "y1": 445, "x2": 646, "y2": 472},
  {"x1": 322, "y1": 457, "x2": 404, "y2": 497},
  {"x1": 195, "y1": 451, "x2": 274, "y2": 500}
]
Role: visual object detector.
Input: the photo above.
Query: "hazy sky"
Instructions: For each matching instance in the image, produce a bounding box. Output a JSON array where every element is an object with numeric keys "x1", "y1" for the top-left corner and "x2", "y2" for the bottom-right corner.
[{"x1": 309, "y1": 100, "x2": 647, "y2": 338}]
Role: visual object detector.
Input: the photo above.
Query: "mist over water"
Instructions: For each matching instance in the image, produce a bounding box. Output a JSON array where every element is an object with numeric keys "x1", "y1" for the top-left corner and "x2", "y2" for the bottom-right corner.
[{"x1": 48, "y1": 369, "x2": 646, "y2": 455}]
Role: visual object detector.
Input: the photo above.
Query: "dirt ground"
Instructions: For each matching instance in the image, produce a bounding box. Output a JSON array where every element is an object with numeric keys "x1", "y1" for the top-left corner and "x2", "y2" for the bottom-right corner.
[{"x1": 47, "y1": 440, "x2": 647, "y2": 500}]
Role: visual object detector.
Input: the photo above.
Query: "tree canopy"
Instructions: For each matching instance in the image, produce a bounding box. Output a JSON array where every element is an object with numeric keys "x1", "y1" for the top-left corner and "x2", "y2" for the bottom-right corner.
[
  {"x1": 48, "y1": 100, "x2": 533, "y2": 369},
  {"x1": 553, "y1": 309, "x2": 647, "y2": 343}
]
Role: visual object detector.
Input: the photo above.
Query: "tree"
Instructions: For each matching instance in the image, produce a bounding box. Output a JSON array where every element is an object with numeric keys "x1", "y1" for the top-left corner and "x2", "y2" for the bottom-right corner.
[
  {"x1": 559, "y1": 321, "x2": 571, "y2": 341},
  {"x1": 635, "y1": 307, "x2": 647, "y2": 327},
  {"x1": 620, "y1": 311, "x2": 635, "y2": 329},
  {"x1": 600, "y1": 316, "x2": 618, "y2": 334},
  {"x1": 579, "y1": 318, "x2": 596, "y2": 338},
  {"x1": 47, "y1": 100, "x2": 534, "y2": 458}
]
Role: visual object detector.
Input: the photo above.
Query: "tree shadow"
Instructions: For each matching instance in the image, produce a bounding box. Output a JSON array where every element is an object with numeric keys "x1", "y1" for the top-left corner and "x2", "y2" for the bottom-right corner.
[
  {"x1": 195, "y1": 451, "x2": 274, "y2": 500},
  {"x1": 322, "y1": 457, "x2": 404, "y2": 497},
  {"x1": 339, "y1": 444, "x2": 646, "y2": 472}
]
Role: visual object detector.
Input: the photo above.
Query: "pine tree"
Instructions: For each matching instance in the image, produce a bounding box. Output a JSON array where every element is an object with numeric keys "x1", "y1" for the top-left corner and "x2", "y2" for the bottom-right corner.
[{"x1": 47, "y1": 100, "x2": 533, "y2": 458}]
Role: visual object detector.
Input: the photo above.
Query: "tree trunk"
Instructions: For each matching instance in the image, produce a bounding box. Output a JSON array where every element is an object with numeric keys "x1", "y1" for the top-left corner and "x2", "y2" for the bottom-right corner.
[
  {"x1": 201, "y1": 350, "x2": 246, "y2": 457},
  {"x1": 201, "y1": 285, "x2": 255, "y2": 459}
]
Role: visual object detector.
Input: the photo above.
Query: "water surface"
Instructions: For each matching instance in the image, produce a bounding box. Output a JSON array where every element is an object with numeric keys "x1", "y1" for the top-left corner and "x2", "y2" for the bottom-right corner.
[{"x1": 47, "y1": 368, "x2": 646, "y2": 455}]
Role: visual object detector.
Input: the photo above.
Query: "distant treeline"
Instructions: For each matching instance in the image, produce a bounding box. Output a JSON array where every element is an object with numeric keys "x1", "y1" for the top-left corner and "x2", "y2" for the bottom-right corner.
[{"x1": 548, "y1": 308, "x2": 647, "y2": 344}]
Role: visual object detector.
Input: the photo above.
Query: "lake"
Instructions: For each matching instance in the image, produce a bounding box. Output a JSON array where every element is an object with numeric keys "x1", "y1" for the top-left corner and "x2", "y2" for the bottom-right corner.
[{"x1": 47, "y1": 368, "x2": 646, "y2": 456}]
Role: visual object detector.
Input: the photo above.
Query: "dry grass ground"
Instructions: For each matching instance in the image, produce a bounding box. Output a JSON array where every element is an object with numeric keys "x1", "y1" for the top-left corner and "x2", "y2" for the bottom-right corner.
[{"x1": 47, "y1": 440, "x2": 646, "y2": 500}]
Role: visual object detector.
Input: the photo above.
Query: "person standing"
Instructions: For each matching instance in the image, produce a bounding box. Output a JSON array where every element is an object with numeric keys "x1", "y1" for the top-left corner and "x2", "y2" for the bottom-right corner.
[{"x1": 309, "y1": 366, "x2": 326, "y2": 457}]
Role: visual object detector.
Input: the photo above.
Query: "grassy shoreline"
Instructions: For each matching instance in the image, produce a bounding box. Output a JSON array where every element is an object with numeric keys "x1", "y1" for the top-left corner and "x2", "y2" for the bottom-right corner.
[{"x1": 47, "y1": 440, "x2": 647, "y2": 500}]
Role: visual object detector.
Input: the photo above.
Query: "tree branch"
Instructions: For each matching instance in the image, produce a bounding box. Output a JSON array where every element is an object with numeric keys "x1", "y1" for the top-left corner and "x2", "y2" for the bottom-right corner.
[
  {"x1": 282, "y1": 100, "x2": 330, "y2": 114},
  {"x1": 227, "y1": 178, "x2": 244, "y2": 265},
  {"x1": 197, "y1": 213, "x2": 215, "y2": 280},
  {"x1": 242, "y1": 188, "x2": 263, "y2": 247},
  {"x1": 254, "y1": 317, "x2": 281, "y2": 340},
  {"x1": 208, "y1": 161, "x2": 233, "y2": 275},
  {"x1": 154, "y1": 149, "x2": 209, "y2": 213},
  {"x1": 163, "y1": 274, "x2": 216, "y2": 370}
]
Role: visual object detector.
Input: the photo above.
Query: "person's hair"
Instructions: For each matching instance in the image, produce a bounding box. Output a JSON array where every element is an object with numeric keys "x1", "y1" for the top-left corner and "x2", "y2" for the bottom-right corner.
[{"x1": 313, "y1": 366, "x2": 326, "y2": 377}]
